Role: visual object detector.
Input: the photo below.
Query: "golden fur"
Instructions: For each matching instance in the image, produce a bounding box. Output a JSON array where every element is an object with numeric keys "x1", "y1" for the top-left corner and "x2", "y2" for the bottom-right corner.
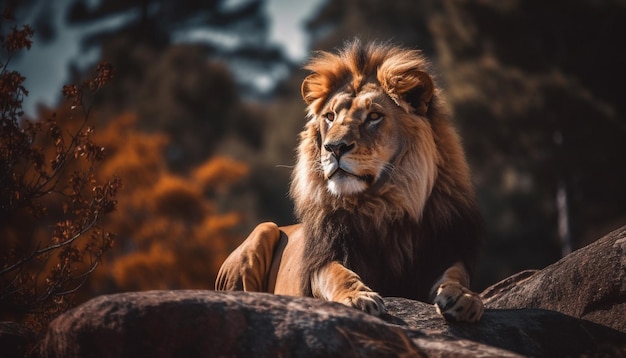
[{"x1": 216, "y1": 40, "x2": 484, "y2": 322}]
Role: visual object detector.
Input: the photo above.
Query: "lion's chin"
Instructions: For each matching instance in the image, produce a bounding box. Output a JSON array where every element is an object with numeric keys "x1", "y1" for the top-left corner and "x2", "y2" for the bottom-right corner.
[{"x1": 327, "y1": 176, "x2": 368, "y2": 196}]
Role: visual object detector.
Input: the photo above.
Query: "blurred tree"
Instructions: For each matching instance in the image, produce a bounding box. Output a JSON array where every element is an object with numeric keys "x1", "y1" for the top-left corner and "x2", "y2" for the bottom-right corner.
[
  {"x1": 62, "y1": 0, "x2": 284, "y2": 171},
  {"x1": 10, "y1": 0, "x2": 297, "y2": 229},
  {"x1": 9, "y1": 0, "x2": 288, "y2": 167},
  {"x1": 427, "y1": 0, "x2": 626, "y2": 287},
  {"x1": 0, "y1": 17, "x2": 118, "y2": 330},
  {"x1": 306, "y1": 0, "x2": 435, "y2": 54},
  {"x1": 2, "y1": 0, "x2": 295, "y2": 309},
  {"x1": 82, "y1": 113, "x2": 248, "y2": 295}
]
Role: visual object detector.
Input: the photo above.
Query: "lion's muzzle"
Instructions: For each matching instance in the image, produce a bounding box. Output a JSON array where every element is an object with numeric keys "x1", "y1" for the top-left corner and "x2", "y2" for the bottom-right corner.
[{"x1": 324, "y1": 141, "x2": 355, "y2": 160}]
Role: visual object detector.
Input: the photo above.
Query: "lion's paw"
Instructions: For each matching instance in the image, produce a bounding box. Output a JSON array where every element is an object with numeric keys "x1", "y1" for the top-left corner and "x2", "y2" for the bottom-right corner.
[
  {"x1": 341, "y1": 290, "x2": 387, "y2": 316},
  {"x1": 434, "y1": 282, "x2": 483, "y2": 322}
]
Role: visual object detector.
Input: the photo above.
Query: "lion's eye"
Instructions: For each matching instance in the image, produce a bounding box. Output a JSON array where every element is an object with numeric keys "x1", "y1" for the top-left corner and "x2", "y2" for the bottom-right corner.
[
  {"x1": 366, "y1": 112, "x2": 384, "y2": 125},
  {"x1": 324, "y1": 112, "x2": 336, "y2": 123}
]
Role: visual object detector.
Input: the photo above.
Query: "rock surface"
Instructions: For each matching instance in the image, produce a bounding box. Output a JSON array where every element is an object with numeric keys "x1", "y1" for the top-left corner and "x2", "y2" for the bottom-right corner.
[
  {"x1": 40, "y1": 290, "x2": 626, "y2": 358},
  {"x1": 482, "y1": 225, "x2": 626, "y2": 333},
  {"x1": 37, "y1": 226, "x2": 626, "y2": 357},
  {"x1": 41, "y1": 290, "x2": 419, "y2": 358},
  {"x1": 385, "y1": 298, "x2": 626, "y2": 357}
]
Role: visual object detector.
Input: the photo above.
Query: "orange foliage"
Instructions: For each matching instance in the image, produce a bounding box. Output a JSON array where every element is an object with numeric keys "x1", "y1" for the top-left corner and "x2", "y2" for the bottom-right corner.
[
  {"x1": 1, "y1": 13, "x2": 251, "y2": 322},
  {"x1": 152, "y1": 174, "x2": 207, "y2": 220},
  {"x1": 83, "y1": 112, "x2": 248, "y2": 296},
  {"x1": 97, "y1": 113, "x2": 168, "y2": 186},
  {"x1": 193, "y1": 156, "x2": 249, "y2": 192},
  {"x1": 112, "y1": 242, "x2": 176, "y2": 291}
]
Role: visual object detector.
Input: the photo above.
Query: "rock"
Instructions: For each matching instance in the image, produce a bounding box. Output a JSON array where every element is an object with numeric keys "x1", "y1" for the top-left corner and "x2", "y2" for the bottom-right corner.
[
  {"x1": 40, "y1": 290, "x2": 626, "y2": 358},
  {"x1": 0, "y1": 321, "x2": 35, "y2": 358},
  {"x1": 482, "y1": 225, "x2": 626, "y2": 333},
  {"x1": 40, "y1": 290, "x2": 421, "y2": 358},
  {"x1": 384, "y1": 297, "x2": 626, "y2": 357}
]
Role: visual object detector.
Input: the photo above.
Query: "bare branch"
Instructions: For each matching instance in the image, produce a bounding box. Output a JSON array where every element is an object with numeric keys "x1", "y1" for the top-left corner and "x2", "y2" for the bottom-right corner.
[{"x1": 0, "y1": 214, "x2": 100, "y2": 276}]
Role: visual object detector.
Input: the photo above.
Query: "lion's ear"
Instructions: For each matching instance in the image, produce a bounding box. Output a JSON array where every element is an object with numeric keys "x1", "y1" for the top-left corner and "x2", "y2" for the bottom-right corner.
[
  {"x1": 383, "y1": 70, "x2": 434, "y2": 116},
  {"x1": 302, "y1": 74, "x2": 324, "y2": 106}
]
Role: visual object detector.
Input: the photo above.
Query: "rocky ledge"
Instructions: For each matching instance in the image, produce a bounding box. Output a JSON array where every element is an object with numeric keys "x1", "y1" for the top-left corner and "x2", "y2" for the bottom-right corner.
[{"x1": 38, "y1": 290, "x2": 625, "y2": 357}]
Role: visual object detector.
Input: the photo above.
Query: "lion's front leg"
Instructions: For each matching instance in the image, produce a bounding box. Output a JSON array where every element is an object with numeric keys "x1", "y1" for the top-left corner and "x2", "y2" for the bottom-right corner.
[
  {"x1": 215, "y1": 222, "x2": 281, "y2": 292},
  {"x1": 311, "y1": 261, "x2": 386, "y2": 316},
  {"x1": 431, "y1": 261, "x2": 483, "y2": 322}
]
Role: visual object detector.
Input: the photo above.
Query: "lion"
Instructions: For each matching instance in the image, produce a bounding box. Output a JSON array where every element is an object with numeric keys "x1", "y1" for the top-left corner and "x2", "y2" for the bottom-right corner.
[{"x1": 215, "y1": 40, "x2": 484, "y2": 322}]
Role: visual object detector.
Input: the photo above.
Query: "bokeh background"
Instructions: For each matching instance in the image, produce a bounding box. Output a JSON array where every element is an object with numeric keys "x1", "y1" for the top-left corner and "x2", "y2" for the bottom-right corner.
[{"x1": 4, "y1": 0, "x2": 626, "y2": 303}]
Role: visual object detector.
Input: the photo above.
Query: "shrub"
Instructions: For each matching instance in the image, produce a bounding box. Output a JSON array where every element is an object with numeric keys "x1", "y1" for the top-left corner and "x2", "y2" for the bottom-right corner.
[{"x1": 0, "y1": 13, "x2": 118, "y2": 331}]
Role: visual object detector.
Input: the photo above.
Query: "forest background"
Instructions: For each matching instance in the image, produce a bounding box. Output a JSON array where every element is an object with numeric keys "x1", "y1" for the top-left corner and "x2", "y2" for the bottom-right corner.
[{"x1": 2, "y1": 0, "x2": 626, "y2": 329}]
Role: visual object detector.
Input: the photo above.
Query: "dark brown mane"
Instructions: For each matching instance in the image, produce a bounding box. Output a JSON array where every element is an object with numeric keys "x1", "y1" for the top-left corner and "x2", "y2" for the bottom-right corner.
[{"x1": 299, "y1": 190, "x2": 482, "y2": 300}]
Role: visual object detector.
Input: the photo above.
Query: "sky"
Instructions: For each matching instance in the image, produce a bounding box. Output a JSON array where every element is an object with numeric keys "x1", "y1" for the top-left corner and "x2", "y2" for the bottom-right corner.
[
  {"x1": 266, "y1": 0, "x2": 322, "y2": 61},
  {"x1": 11, "y1": 0, "x2": 324, "y2": 117}
]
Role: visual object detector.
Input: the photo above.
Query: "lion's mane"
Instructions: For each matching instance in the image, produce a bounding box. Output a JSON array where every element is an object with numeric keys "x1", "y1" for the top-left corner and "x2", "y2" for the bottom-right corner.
[{"x1": 290, "y1": 40, "x2": 482, "y2": 301}]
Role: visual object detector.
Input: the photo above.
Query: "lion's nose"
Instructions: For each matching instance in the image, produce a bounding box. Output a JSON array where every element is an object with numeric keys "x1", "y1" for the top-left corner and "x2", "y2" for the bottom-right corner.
[{"x1": 324, "y1": 141, "x2": 355, "y2": 159}]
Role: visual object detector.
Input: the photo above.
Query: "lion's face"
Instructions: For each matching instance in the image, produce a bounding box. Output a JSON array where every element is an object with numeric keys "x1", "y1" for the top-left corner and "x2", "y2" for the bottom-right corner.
[
  {"x1": 292, "y1": 41, "x2": 449, "y2": 222},
  {"x1": 318, "y1": 84, "x2": 404, "y2": 196}
]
